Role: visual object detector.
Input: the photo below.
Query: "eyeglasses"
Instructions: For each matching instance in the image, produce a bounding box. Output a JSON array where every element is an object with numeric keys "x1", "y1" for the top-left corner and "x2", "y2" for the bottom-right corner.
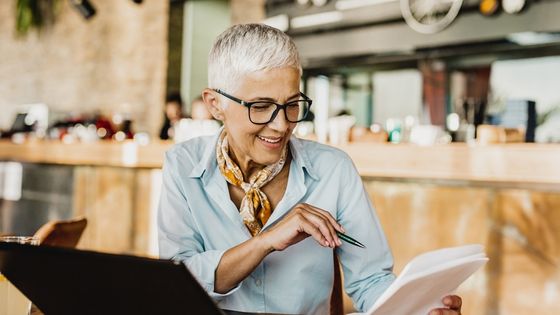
[{"x1": 214, "y1": 89, "x2": 312, "y2": 125}]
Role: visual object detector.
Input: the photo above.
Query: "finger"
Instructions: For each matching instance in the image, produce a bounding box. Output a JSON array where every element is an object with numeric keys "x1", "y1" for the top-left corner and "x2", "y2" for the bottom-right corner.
[
  {"x1": 429, "y1": 309, "x2": 460, "y2": 315},
  {"x1": 305, "y1": 208, "x2": 341, "y2": 248},
  {"x1": 298, "y1": 216, "x2": 331, "y2": 247},
  {"x1": 292, "y1": 205, "x2": 337, "y2": 246},
  {"x1": 306, "y1": 203, "x2": 345, "y2": 233},
  {"x1": 303, "y1": 204, "x2": 344, "y2": 247},
  {"x1": 298, "y1": 205, "x2": 340, "y2": 246},
  {"x1": 303, "y1": 211, "x2": 338, "y2": 247},
  {"x1": 443, "y1": 295, "x2": 462, "y2": 310}
]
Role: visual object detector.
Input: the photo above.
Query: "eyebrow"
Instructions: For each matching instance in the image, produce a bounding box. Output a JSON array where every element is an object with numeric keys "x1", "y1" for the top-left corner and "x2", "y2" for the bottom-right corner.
[{"x1": 249, "y1": 92, "x2": 301, "y2": 102}]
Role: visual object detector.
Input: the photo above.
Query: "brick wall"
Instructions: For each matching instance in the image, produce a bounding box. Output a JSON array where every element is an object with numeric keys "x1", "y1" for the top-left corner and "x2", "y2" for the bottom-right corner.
[{"x1": 0, "y1": 0, "x2": 168, "y2": 136}]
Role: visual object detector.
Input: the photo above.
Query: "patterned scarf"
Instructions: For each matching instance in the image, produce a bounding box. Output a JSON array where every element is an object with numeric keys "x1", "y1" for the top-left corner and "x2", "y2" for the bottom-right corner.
[{"x1": 216, "y1": 130, "x2": 288, "y2": 236}]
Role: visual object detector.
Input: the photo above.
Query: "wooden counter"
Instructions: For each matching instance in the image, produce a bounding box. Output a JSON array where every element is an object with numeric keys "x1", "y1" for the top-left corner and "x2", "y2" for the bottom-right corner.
[
  {"x1": 343, "y1": 142, "x2": 560, "y2": 183},
  {"x1": 2, "y1": 139, "x2": 560, "y2": 315},
  {"x1": 0, "y1": 139, "x2": 170, "y2": 169},
  {"x1": 1, "y1": 139, "x2": 559, "y2": 187}
]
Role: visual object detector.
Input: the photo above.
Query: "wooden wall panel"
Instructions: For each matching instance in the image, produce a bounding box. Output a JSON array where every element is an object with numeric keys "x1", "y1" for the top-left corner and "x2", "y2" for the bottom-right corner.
[
  {"x1": 342, "y1": 180, "x2": 560, "y2": 315},
  {"x1": 363, "y1": 182, "x2": 491, "y2": 315},
  {"x1": 498, "y1": 191, "x2": 560, "y2": 315},
  {"x1": 131, "y1": 169, "x2": 154, "y2": 256},
  {"x1": 73, "y1": 166, "x2": 134, "y2": 254}
]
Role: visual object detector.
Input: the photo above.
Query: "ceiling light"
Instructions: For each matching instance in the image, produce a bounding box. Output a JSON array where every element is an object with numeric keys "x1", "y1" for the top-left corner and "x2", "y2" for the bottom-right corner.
[
  {"x1": 312, "y1": 0, "x2": 329, "y2": 6},
  {"x1": 335, "y1": 0, "x2": 397, "y2": 10},
  {"x1": 263, "y1": 14, "x2": 290, "y2": 32},
  {"x1": 290, "y1": 11, "x2": 343, "y2": 29},
  {"x1": 507, "y1": 32, "x2": 560, "y2": 46}
]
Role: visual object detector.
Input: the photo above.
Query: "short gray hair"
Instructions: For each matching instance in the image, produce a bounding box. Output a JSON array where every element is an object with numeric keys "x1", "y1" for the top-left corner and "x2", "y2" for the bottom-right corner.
[{"x1": 208, "y1": 24, "x2": 302, "y2": 93}]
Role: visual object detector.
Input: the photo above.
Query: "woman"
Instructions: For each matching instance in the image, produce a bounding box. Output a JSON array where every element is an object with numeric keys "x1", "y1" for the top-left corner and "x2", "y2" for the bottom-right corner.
[{"x1": 158, "y1": 24, "x2": 462, "y2": 315}]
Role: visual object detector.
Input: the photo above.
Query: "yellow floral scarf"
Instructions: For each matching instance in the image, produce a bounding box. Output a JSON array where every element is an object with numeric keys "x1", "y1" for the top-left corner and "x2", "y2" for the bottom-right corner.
[{"x1": 216, "y1": 130, "x2": 288, "y2": 236}]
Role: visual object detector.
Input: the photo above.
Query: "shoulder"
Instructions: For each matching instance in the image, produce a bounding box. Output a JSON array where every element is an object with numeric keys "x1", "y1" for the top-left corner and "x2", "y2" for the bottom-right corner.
[
  {"x1": 163, "y1": 135, "x2": 215, "y2": 172},
  {"x1": 291, "y1": 137, "x2": 355, "y2": 175},
  {"x1": 293, "y1": 137, "x2": 352, "y2": 162}
]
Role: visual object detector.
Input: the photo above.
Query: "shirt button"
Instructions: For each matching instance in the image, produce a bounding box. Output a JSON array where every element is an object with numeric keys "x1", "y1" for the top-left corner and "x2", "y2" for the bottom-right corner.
[{"x1": 255, "y1": 279, "x2": 262, "y2": 287}]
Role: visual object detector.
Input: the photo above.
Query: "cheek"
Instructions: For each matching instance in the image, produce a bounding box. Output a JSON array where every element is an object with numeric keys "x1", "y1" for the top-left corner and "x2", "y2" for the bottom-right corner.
[
  {"x1": 224, "y1": 116, "x2": 262, "y2": 146},
  {"x1": 287, "y1": 123, "x2": 297, "y2": 134}
]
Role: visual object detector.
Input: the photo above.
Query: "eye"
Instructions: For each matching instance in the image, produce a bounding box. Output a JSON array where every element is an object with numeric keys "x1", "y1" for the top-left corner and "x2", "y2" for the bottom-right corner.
[{"x1": 251, "y1": 103, "x2": 275, "y2": 111}]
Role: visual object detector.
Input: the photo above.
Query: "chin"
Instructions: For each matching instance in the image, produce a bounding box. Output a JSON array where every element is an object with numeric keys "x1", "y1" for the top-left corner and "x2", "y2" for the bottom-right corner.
[
  {"x1": 255, "y1": 144, "x2": 289, "y2": 165},
  {"x1": 253, "y1": 151, "x2": 283, "y2": 166}
]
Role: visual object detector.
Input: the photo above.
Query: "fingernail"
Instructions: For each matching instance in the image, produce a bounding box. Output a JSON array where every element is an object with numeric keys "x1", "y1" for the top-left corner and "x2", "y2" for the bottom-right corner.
[{"x1": 340, "y1": 225, "x2": 345, "y2": 233}]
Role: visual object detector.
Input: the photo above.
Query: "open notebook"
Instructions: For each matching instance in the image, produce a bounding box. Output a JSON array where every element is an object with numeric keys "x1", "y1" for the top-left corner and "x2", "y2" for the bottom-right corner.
[{"x1": 350, "y1": 244, "x2": 488, "y2": 315}]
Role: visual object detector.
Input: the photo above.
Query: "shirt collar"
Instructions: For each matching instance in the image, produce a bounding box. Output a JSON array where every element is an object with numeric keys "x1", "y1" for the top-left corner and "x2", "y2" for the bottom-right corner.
[
  {"x1": 288, "y1": 136, "x2": 318, "y2": 181},
  {"x1": 187, "y1": 131, "x2": 220, "y2": 180},
  {"x1": 188, "y1": 131, "x2": 318, "y2": 182}
]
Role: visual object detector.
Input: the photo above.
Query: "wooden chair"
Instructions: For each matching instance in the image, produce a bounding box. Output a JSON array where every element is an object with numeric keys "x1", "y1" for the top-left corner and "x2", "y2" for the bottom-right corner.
[
  {"x1": 33, "y1": 217, "x2": 88, "y2": 248},
  {"x1": 330, "y1": 253, "x2": 344, "y2": 315},
  {"x1": 29, "y1": 217, "x2": 88, "y2": 315}
]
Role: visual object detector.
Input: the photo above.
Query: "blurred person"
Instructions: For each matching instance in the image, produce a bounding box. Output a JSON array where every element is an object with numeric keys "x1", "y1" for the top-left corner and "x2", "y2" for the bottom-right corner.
[
  {"x1": 190, "y1": 96, "x2": 214, "y2": 120},
  {"x1": 159, "y1": 92, "x2": 184, "y2": 140},
  {"x1": 158, "y1": 24, "x2": 463, "y2": 315},
  {"x1": 173, "y1": 96, "x2": 221, "y2": 143}
]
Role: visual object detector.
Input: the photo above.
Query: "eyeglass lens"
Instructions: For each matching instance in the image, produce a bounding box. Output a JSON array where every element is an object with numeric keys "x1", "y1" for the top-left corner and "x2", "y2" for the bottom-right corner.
[{"x1": 249, "y1": 100, "x2": 310, "y2": 124}]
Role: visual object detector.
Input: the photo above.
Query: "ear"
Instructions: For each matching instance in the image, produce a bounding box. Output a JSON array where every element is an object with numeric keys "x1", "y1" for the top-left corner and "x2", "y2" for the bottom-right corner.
[{"x1": 201, "y1": 89, "x2": 225, "y2": 122}]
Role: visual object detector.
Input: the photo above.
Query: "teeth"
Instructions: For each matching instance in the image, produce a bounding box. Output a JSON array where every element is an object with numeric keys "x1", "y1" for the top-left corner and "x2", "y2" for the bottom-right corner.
[{"x1": 258, "y1": 136, "x2": 281, "y2": 143}]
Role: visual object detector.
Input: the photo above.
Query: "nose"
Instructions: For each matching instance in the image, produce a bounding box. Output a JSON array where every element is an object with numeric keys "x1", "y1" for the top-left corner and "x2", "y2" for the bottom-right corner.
[{"x1": 267, "y1": 108, "x2": 290, "y2": 132}]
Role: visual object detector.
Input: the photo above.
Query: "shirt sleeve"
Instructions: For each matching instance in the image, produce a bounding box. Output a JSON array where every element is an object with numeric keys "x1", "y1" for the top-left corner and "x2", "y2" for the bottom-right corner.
[
  {"x1": 334, "y1": 155, "x2": 396, "y2": 312},
  {"x1": 157, "y1": 152, "x2": 240, "y2": 300}
]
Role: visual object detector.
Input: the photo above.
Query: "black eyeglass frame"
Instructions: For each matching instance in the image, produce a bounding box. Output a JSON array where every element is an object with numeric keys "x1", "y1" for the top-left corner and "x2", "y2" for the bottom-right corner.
[{"x1": 213, "y1": 89, "x2": 313, "y2": 125}]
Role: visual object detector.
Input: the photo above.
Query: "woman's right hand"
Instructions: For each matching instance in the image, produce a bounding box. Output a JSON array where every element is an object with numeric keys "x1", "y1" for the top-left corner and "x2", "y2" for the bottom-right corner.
[
  {"x1": 258, "y1": 203, "x2": 345, "y2": 252},
  {"x1": 215, "y1": 203, "x2": 344, "y2": 293}
]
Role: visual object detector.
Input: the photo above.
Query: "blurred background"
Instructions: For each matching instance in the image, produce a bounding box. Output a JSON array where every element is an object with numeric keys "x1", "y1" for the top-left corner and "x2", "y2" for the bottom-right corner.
[{"x1": 1, "y1": 0, "x2": 559, "y2": 314}]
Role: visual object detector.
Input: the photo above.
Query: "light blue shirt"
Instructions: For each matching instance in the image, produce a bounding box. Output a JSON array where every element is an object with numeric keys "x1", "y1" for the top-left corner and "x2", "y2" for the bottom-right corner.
[{"x1": 158, "y1": 132, "x2": 395, "y2": 315}]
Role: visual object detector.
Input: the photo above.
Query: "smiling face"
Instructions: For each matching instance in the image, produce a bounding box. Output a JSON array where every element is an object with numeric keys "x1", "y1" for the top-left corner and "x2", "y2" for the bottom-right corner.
[{"x1": 204, "y1": 66, "x2": 300, "y2": 174}]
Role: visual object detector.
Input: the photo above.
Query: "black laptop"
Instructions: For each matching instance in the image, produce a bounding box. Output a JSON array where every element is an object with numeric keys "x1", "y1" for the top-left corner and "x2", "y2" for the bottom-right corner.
[{"x1": 0, "y1": 242, "x2": 225, "y2": 315}]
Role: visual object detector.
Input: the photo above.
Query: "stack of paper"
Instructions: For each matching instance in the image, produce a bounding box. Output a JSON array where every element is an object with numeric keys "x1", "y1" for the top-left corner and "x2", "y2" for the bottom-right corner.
[{"x1": 350, "y1": 244, "x2": 488, "y2": 315}]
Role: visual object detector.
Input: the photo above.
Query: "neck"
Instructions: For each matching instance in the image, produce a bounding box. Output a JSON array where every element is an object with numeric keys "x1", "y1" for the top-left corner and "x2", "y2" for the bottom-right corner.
[{"x1": 228, "y1": 147, "x2": 265, "y2": 180}]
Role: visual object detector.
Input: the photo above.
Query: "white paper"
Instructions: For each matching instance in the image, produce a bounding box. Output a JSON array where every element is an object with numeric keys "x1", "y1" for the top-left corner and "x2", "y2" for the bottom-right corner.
[{"x1": 349, "y1": 244, "x2": 488, "y2": 315}]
